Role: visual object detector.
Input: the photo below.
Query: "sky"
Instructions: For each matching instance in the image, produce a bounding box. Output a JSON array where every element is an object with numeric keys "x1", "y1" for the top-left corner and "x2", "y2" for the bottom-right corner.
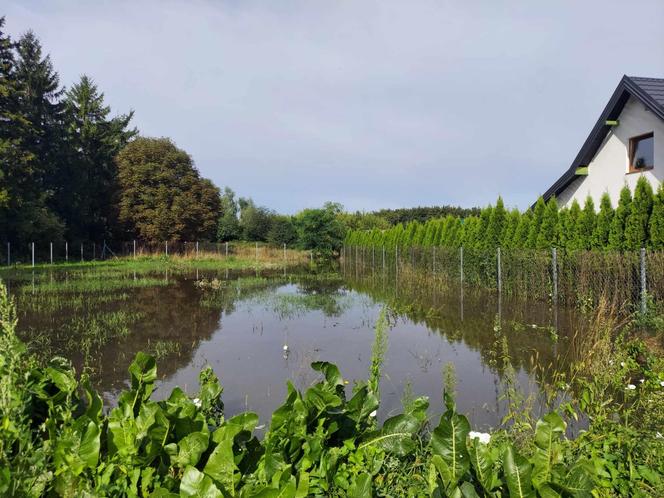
[{"x1": 4, "y1": 0, "x2": 664, "y2": 213}]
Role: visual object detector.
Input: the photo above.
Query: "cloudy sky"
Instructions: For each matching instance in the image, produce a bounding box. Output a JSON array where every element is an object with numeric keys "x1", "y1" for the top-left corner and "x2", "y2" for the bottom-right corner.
[{"x1": 5, "y1": 1, "x2": 664, "y2": 213}]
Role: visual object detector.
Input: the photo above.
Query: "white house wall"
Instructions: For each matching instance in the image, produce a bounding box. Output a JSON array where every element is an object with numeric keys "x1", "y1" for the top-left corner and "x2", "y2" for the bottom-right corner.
[{"x1": 557, "y1": 96, "x2": 664, "y2": 209}]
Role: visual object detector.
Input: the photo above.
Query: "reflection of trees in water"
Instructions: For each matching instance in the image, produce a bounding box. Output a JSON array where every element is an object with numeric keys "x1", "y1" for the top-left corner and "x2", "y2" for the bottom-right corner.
[{"x1": 343, "y1": 273, "x2": 585, "y2": 388}]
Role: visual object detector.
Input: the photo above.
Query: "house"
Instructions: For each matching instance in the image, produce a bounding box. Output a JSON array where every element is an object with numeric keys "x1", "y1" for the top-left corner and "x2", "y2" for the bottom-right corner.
[{"x1": 542, "y1": 76, "x2": 664, "y2": 208}]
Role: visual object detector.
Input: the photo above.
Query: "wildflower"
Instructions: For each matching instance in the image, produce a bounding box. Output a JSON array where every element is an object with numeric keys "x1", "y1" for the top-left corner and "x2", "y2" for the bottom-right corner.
[
  {"x1": 620, "y1": 362, "x2": 625, "y2": 367},
  {"x1": 660, "y1": 381, "x2": 664, "y2": 387},
  {"x1": 468, "y1": 431, "x2": 491, "y2": 444},
  {"x1": 626, "y1": 384, "x2": 636, "y2": 390},
  {"x1": 369, "y1": 410, "x2": 377, "y2": 418},
  {"x1": 192, "y1": 398, "x2": 202, "y2": 408},
  {"x1": 639, "y1": 379, "x2": 645, "y2": 383}
]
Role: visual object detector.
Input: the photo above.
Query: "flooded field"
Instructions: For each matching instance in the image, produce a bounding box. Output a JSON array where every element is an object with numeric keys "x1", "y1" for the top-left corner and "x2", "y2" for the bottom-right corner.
[{"x1": 6, "y1": 264, "x2": 585, "y2": 430}]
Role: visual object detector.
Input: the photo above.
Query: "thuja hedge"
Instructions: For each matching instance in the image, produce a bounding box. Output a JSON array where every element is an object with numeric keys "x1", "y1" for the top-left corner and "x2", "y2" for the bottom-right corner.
[{"x1": 346, "y1": 177, "x2": 664, "y2": 252}]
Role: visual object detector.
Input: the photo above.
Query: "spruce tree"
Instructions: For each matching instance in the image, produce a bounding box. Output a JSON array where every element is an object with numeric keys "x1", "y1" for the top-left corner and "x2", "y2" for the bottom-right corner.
[
  {"x1": 526, "y1": 197, "x2": 546, "y2": 248},
  {"x1": 63, "y1": 75, "x2": 136, "y2": 240},
  {"x1": 609, "y1": 185, "x2": 632, "y2": 250},
  {"x1": 591, "y1": 193, "x2": 613, "y2": 249},
  {"x1": 536, "y1": 197, "x2": 559, "y2": 249},
  {"x1": 574, "y1": 196, "x2": 596, "y2": 250},
  {"x1": 649, "y1": 184, "x2": 664, "y2": 249},
  {"x1": 624, "y1": 177, "x2": 654, "y2": 250}
]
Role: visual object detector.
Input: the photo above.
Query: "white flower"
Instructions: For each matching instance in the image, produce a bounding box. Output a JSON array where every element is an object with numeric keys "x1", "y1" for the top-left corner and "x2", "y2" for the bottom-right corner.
[
  {"x1": 639, "y1": 379, "x2": 645, "y2": 383},
  {"x1": 369, "y1": 410, "x2": 377, "y2": 418},
  {"x1": 192, "y1": 398, "x2": 202, "y2": 408},
  {"x1": 468, "y1": 431, "x2": 491, "y2": 444},
  {"x1": 620, "y1": 362, "x2": 625, "y2": 367},
  {"x1": 660, "y1": 381, "x2": 664, "y2": 387},
  {"x1": 626, "y1": 384, "x2": 636, "y2": 390}
]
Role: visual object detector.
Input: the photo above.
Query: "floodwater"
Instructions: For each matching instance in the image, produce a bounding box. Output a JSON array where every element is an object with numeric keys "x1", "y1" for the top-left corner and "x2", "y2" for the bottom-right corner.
[{"x1": 5, "y1": 265, "x2": 585, "y2": 430}]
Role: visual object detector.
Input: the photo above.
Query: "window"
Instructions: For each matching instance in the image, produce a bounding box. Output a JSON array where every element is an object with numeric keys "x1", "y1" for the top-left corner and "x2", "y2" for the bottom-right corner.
[{"x1": 628, "y1": 132, "x2": 654, "y2": 173}]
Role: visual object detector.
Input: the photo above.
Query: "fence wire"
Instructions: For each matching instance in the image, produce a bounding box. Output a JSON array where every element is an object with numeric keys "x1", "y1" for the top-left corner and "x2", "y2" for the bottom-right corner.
[{"x1": 343, "y1": 245, "x2": 657, "y2": 310}]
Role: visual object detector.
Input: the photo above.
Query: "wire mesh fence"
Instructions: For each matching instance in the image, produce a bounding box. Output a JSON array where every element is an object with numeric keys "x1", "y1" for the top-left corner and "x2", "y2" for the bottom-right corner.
[
  {"x1": 342, "y1": 245, "x2": 657, "y2": 310},
  {"x1": 1, "y1": 240, "x2": 310, "y2": 266}
]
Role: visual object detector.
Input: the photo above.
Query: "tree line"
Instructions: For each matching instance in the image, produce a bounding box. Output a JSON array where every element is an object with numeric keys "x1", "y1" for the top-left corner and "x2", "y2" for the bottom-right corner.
[
  {"x1": 345, "y1": 177, "x2": 664, "y2": 252},
  {"x1": 0, "y1": 17, "x2": 349, "y2": 257}
]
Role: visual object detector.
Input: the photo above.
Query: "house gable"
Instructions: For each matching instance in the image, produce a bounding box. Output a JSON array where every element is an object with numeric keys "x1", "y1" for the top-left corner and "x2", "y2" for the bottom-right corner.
[{"x1": 542, "y1": 76, "x2": 664, "y2": 208}]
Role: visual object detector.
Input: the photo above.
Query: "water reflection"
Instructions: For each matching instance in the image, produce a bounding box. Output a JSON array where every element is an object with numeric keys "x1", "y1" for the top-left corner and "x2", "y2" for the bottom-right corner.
[{"x1": 8, "y1": 266, "x2": 584, "y2": 430}]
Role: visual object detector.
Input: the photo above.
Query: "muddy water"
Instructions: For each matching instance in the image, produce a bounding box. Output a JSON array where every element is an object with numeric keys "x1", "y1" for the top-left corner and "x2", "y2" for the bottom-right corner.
[{"x1": 7, "y1": 267, "x2": 583, "y2": 430}]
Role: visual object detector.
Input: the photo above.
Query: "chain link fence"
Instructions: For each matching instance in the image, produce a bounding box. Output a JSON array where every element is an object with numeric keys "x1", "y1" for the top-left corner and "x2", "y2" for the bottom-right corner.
[{"x1": 342, "y1": 245, "x2": 657, "y2": 310}]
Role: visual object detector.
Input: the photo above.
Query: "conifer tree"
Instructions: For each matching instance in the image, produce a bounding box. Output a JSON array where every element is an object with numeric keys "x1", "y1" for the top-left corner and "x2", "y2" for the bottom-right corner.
[
  {"x1": 608, "y1": 185, "x2": 632, "y2": 250},
  {"x1": 512, "y1": 210, "x2": 532, "y2": 248},
  {"x1": 574, "y1": 196, "x2": 596, "y2": 250},
  {"x1": 649, "y1": 184, "x2": 664, "y2": 249},
  {"x1": 561, "y1": 201, "x2": 581, "y2": 250},
  {"x1": 536, "y1": 197, "x2": 559, "y2": 249},
  {"x1": 477, "y1": 207, "x2": 493, "y2": 249},
  {"x1": 486, "y1": 196, "x2": 507, "y2": 249},
  {"x1": 526, "y1": 197, "x2": 546, "y2": 248},
  {"x1": 648, "y1": 183, "x2": 664, "y2": 250},
  {"x1": 502, "y1": 209, "x2": 520, "y2": 248},
  {"x1": 624, "y1": 177, "x2": 654, "y2": 250},
  {"x1": 557, "y1": 209, "x2": 570, "y2": 249},
  {"x1": 591, "y1": 193, "x2": 613, "y2": 249}
]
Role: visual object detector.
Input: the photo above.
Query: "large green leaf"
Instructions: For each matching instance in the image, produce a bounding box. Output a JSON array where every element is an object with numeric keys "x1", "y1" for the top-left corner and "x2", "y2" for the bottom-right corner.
[
  {"x1": 359, "y1": 413, "x2": 420, "y2": 456},
  {"x1": 175, "y1": 431, "x2": 210, "y2": 468},
  {"x1": 503, "y1": 445, "x2": 536, "y2": 498},
  {"x1": 532, "y1": 412, "x2": 566, "y2": 488},
  {"x1": 549, "y1": 461, "x2": 595, "y2": 498},
  {"x1": 348, "y1": 473, "x2": 372, "y2": 498},
  {"x1": 129, "y1": 352, "x2": 157, "y2": 393},
  {"x1": 180, "y1": 466, "x2": 223, "y2": 497},
  {"x1": 468, "y1": 437, "x2": 499, "y2": 493},
  {"x1": 311, "y1": 361, "x2": 344, "y2": 389},
  {"x1": 205, "y1": 427, "x2": 239, "y2": 493},
  {"x1": 430, "y1": 410, "x2": 471, "y2": 488}
]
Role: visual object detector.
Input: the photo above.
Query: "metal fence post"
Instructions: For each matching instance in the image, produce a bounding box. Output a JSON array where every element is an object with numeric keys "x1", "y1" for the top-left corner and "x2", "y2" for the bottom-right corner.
[
  {"x1": 497, "y1": 247, "x2": 502, "y2": 293},
  {"x1": 81, "y1": 243, "x2": 83, "y2": 262},
  {"x1": 31, "y1": 242, "x2": 35, "y2": 267},
  {"x1": 552, "y1": 247, "x2": 558, "y2": 304},
  {"x1": 432, "y1": 246, "x2": 436, "y2": 275},
  {"x1": 640, "y1": 247, "x2": 647, "y2": 314},
  {"x1": 255, "y1": 242, "x2": 258, "y2": 261},
  {"x1": 133, "y1": 240, "x2": 136, "y2": 259},
  {"x1": 460, "y1": 246, "x2": 464, "y2": 286},
  {"x1": 395, "y1": 246, "x2": 399, "y2": 276},
  {"x1": 165, "y1": 241, "x2": 168, "y2": 256},
  {"x1": 6, "y1": 242, "x2": 10, "y2": 266},
  {"x1": 50, "y1": 242, "x2": 53, "y2": 264},
  {"x1": 283, "y1": 243, "x2": 286, "y2": 262},
  {"x1": 65, "y1": 242, "x2": 68, "y2": 262},
  {"x1": 196, "y1": 241, "x2": 199, "y2": 258},
  {"x1": 225, "y1": 242, "x2": 229, "y2": 257},
  {"x1": 382, "y1": 245, "x2": 385, "y2": 272}
]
